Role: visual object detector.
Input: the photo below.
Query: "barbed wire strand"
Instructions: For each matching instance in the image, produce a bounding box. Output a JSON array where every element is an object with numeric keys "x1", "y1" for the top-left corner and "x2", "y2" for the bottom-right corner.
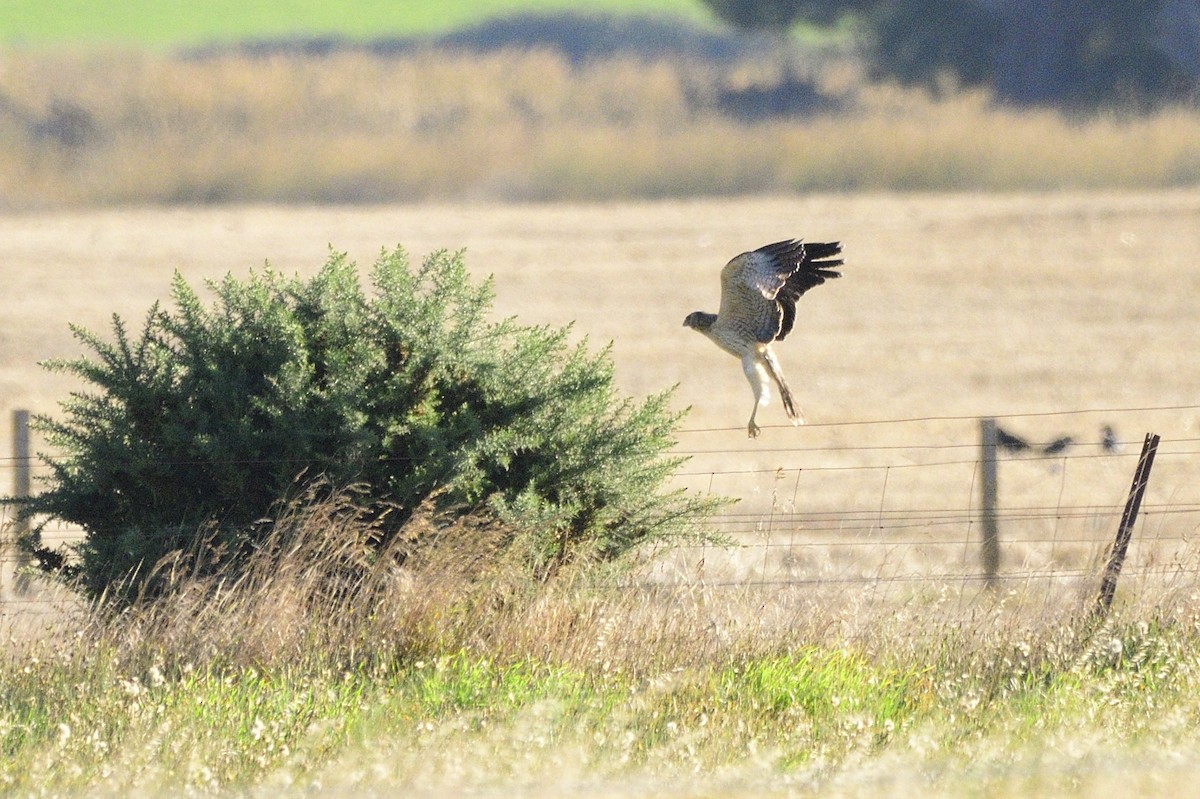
[{"x1": 676, "y1": 403, "x2": 1200, "y2": 434}]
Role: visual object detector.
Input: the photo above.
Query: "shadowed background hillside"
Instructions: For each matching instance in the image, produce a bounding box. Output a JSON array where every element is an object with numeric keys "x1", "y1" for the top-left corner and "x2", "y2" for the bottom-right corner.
[{"x1": 2, "y1": 3, "x2": 1199, "y2": 209}]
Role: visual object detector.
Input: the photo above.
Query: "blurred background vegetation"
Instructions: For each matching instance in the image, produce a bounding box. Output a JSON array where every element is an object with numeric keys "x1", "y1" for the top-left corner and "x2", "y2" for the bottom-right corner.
[{"x1": 1, "y1": 0, "x2": 1198, "y2": 208}]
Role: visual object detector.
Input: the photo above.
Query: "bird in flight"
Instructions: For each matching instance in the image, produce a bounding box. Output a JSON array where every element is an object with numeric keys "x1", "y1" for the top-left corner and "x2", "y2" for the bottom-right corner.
[{"x1": 683, "y1": 239, "x2": 843, "y2": 437}]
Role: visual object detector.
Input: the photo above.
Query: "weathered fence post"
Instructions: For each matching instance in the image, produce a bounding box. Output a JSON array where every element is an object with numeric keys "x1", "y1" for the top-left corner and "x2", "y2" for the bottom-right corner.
[
  {"x1": 12, "y1": 410, "x2": 32, "y2": 595},
  {"x1": 1094, "y1": 432, "x2": 1160, "y2": 618},
  {"x1": 980, "y1": 418, "x2": 1000, "y2": 588}
]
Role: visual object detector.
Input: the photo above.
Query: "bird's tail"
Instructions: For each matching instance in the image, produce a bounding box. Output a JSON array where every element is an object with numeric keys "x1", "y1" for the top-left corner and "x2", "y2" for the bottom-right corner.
[
  {"x1": 779, "y1": 381, "x2": 804, "y2": 425},
  {"x1": 763, "y1": 349, "x2": 805, "y2": 425}
]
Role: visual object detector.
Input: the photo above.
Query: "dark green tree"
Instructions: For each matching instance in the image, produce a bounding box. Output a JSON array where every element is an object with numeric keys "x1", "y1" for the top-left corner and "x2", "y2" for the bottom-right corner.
[
  {"x1": 698, "y1": 0, "x2": 875, "y2": 30},
  {"x1": 698, "y1": 0, "x2": 879, "y2": 117},
  {"x1": 21, "y1": 247, "x2": 719, "y2": 602},
  {"x1": 867, "y1": 0, "x2": 1001, "y2": 91},
  {"x1": 702, "y1": 0, "x2": 1199, "y2": 108},
  {"x1": 868, "y1": 0, "x2": 1198, "y2": 107}
]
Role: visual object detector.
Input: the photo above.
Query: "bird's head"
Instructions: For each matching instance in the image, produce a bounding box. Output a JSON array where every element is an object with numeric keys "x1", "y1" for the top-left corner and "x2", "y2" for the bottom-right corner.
[{"x1": 682, "y1": 311, "x2": 716, "y2": 332}]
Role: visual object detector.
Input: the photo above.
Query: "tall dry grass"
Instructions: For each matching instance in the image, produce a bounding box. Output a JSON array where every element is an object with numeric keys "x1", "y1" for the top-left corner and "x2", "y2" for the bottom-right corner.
[
  {"x1": 38, "y1": 483, "x2": 1200, "y2": 679},
  {"x1": 85, "y1": 488, "x2": 521, "y2": 671},
  {"x1": 10, "y1": 488, "x2": 1200, "y2": 797},
  {"x1": 2, "y1": 48, "x2": 1199, "y2": 209}
]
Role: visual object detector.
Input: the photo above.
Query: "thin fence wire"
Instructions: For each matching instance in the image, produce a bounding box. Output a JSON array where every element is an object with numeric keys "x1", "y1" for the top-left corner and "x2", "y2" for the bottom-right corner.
[
  {"x1": 674, "y1": 403, "x2": 1200, "y2": 435},
  {"x1": 0, "y1": 438, "x2": 1191, "y2": 466}
]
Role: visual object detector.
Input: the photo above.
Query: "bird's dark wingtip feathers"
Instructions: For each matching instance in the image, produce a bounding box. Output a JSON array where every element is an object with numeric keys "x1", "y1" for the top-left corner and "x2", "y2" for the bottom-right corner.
[
  {"x1": 756, "y1": 239, "x2": 807, "y2": 264},
  {"x1": 756, "y1": 240, "x2": 843, "y2": 271},
  {"x1": 804, "y1": 241, "x2": 843, "y2": 261}
]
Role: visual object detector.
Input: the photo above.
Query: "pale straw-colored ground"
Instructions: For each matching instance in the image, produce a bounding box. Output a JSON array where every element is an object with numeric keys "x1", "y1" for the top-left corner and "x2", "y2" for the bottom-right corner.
[{"x1": 1, "y1": 191, "x2": 1198, "y2": 609}]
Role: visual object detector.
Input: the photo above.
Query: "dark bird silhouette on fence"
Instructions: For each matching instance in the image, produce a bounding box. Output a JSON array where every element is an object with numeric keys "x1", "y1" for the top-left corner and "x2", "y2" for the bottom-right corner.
[
  {"x1": 1042, "y1": 436, "x2": 1074, "y2": 456},
  {"x1": 683, "y1": 238, "x2": 843, "y2": 438},
  {"x1": 996, "y1": 426, "x2": 1031, "y2": 453},
  {"x1": 1101, "y1": 425, "x2": 1121, "y2": 453}
]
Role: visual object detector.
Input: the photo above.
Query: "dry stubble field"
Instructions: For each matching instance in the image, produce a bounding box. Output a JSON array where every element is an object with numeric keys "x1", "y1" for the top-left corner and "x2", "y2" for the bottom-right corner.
[{"x1": 2, "y1": 190, "x2": 1199, "y2": 607}]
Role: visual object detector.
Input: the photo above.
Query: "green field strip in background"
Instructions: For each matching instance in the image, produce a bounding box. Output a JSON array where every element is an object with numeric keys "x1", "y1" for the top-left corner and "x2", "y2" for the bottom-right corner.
[{"x1": 0, "y1": 0, "x2": 712, "y2": 47}]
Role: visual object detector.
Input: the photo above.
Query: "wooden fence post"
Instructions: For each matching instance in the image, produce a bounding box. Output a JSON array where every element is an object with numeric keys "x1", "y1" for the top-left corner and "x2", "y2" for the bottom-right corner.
[
  {"x1": 1094, "y1": 432, "x2": 1160, "y2": 618},
  {"x1": 980, "y1": 418, "x2": 1000, "y2": 588},
  {"x1": 12, "y1": 410, "x2": 32, "y2": 596}
]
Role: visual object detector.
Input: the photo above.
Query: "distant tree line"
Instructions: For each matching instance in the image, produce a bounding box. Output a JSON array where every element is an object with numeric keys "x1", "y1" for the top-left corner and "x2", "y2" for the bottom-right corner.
[{"x1": 701, "y1": 0, "x2": 1200, "y2": 108}]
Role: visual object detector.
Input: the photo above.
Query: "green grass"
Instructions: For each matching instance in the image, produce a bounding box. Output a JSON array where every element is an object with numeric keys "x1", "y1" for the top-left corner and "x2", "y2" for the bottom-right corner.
[
  {"x1": 0, "y1": 645, "x2": 926, "y2": 792},
  {"x1": 0, "y1": 0, "x2": 712, "y2": 47},
  {"x1": 6, "y1": 618, "x2": 1200, "y2": 796}
]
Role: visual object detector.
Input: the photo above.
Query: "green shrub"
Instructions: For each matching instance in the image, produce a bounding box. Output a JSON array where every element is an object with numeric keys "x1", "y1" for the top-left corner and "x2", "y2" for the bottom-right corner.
[{"x1": 23, "y1": 247, "x2": 716, "y2": 602}]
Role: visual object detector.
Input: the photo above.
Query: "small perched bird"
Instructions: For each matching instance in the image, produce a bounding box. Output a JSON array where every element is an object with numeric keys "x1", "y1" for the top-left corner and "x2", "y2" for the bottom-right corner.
[
  {"x1": 1042, "y1": 436, "x2": 1074, "y2": 456},
  {"x1": 683, "y1": 239, "x2": 843, "y2": 438},
  {"x1": 1101, "y1": 425, "x2": 1121, "y2": 453},
  {"x1": 996, "y1": 426, "x2": 1031, "y2": 453}
]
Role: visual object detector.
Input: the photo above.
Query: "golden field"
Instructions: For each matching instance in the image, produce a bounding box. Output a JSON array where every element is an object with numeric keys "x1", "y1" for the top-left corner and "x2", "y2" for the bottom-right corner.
[{"x1": 1, "y1": 191, "x2": 1199, "y2": 606}]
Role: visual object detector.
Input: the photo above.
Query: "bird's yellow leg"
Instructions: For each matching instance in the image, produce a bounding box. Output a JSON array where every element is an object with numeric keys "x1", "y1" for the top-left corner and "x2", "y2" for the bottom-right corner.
[{"x1": 741, "y1": 354, "x2": 770, "y2": 438}]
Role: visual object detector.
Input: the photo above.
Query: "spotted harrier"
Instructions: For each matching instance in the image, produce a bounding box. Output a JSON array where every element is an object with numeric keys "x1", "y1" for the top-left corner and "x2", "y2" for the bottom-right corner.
[{"x1": 683, "y1": 239, "x2": 843, "y2": 437}]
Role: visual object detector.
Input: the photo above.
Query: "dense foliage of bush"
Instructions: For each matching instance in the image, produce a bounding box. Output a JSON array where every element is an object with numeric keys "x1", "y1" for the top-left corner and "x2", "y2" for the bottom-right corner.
[
  {"x1": 22, "y1": 247, "x2": 716, "y2": 601},
  {"x1": 697, "y1": 0, "x2": 874, "y2": 30}
]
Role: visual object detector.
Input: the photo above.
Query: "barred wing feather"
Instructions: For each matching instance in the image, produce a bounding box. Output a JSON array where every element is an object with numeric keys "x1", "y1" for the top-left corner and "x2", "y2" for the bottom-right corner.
[{"x1": 719, "y1": 239, "x2": 843, "y2": 343}]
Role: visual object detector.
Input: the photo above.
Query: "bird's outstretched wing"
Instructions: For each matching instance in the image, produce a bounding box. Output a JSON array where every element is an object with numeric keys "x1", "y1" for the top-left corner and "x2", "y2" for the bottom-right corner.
[{"x1": 718, "y1": 239, "x2": 843, "y2": 343}]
